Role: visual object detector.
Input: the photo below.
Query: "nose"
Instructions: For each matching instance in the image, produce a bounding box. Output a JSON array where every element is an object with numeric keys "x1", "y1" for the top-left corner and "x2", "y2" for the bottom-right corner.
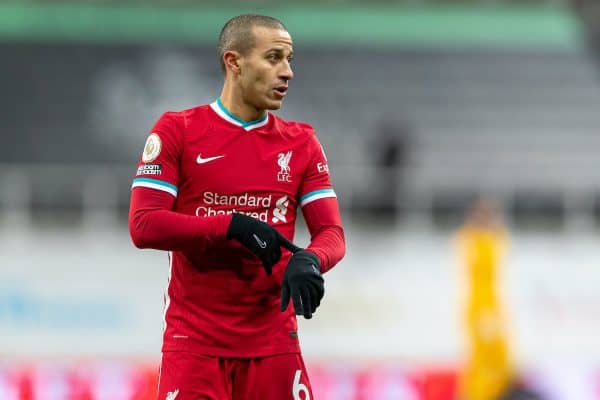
[{"x1": 280, "y1": 60, "x2": 294, "y2": 81}]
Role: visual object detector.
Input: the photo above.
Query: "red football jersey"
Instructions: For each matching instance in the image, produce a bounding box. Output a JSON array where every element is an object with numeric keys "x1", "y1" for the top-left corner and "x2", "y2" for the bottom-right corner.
[{"x1": 132, "y1": 100, "x2": 337, "y2": 357}]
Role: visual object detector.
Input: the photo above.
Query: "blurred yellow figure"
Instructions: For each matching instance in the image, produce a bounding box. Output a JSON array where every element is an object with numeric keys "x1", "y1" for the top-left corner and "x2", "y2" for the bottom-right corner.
[{"x1": 455, "y1": 199, "x2": 513, "y2": 400}]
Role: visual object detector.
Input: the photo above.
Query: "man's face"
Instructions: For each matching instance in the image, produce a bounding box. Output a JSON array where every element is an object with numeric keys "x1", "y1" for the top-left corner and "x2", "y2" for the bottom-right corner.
[{"x1": 237, "y1": 26, "x2": 294, "y2": 111}]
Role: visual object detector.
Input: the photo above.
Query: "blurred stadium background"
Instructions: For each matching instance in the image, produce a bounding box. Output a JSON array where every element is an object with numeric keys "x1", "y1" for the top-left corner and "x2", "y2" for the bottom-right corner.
[{"x1": 3, "y1": 0, "x2": 600, "y2": 398}]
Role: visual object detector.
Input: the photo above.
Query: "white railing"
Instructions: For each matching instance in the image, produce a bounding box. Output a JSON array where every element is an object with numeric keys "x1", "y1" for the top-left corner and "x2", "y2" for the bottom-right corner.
[{"x1": 0, "y1": 163, "x2": 598, "y2": 230}]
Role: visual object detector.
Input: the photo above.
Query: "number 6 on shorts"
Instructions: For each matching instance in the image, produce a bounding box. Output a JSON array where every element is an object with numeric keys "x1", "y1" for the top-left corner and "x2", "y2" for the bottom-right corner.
[{"x1": 292, "y1": 369, "x2": 310, "y2": 400}]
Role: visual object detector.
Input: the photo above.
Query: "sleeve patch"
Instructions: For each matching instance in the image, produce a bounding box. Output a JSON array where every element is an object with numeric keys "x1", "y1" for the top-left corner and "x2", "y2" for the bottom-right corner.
[
  {"x1": 142, "y1": 133, "x2": 162, "y2": 163},
  {"x1": 136, "y1": 164, "x2": 162, "y2": 176}
]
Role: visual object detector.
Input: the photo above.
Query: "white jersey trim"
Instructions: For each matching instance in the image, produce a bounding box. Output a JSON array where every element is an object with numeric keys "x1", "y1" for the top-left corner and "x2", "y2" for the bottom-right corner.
[
  {"x1": 299, "y1": 188, "x2": 337, "y2": 207},
  {"x1": 163, "y1": 251, "x2": 173, "y2": 334},
  {"x1": 132, "y1": 178, "x2": 178, "y2": 197}
]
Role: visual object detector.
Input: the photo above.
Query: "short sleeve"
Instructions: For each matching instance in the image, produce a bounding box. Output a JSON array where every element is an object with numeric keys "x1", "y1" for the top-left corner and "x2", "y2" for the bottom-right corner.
[
  {"x1": 131, "y1": 112, "x2": 183, "y2": 198},
  {"x1": 298, "y1": 130, "x2": 337, "y2": 207}
]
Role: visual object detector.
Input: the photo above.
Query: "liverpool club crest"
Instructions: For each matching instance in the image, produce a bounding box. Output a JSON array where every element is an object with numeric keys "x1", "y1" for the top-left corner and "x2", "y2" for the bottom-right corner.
[{"x1": 277, "y1": 151, "x2": 292, "y2": 182}]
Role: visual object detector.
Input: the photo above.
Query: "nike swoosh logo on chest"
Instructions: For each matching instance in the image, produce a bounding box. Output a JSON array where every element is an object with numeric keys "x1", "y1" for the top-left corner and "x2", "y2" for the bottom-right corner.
[{"x1": 196, "y1": 154, "x2": 225, "y2": 164}]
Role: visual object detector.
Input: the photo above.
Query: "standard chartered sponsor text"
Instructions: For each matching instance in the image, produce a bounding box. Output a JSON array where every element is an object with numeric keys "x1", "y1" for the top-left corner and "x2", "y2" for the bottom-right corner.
[{"x1": 196, "y1": 191, "x2": 274, "y2": 222}]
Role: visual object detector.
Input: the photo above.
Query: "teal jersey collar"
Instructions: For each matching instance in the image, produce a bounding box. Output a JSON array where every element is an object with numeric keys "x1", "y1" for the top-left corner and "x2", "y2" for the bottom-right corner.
[{"x1": 210, "y1": 98, "x2": 269, "y2": 131}]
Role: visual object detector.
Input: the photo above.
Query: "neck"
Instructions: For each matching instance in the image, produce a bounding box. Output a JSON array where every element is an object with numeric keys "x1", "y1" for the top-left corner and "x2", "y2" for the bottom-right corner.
[{"x1": 220, "y1": 81, "x2": 266, "y2": 122}]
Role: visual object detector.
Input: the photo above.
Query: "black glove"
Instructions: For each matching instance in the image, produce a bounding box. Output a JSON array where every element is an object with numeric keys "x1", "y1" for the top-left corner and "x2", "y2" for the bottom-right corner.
[
  {"x1": 227, "y1": 213, "x2": 298, "y2": 275},
  {"x1": 280, "y1": 250, "x2": 324, "y2": 319}
]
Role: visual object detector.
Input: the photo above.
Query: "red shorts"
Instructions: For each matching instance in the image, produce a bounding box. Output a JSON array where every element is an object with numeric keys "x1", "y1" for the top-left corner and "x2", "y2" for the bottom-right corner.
[{"x1": 157, "y1": 351, "x2": 314, "y2": 400}]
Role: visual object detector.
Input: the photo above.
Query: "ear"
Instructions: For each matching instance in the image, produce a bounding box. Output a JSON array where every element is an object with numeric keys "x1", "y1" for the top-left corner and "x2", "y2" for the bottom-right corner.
[{"x1": 223, "y1": 50, "x2": 242, "y2": 75}]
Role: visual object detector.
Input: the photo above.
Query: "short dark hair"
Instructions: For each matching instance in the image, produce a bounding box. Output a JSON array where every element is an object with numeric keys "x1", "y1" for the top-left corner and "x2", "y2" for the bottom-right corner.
[{"x1": 217, "y1": 14, "x2": 287, "y2": 73}]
